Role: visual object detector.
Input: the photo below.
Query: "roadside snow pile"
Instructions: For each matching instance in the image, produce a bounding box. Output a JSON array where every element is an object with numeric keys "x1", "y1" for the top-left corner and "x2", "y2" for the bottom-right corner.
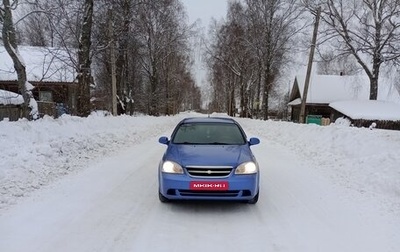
[
  {"x1": 0, "y1": 113, "x2": 182, "y2": 209},
  {"x1": 238, "y1": 118, "x2": 400, "y2": 212}
]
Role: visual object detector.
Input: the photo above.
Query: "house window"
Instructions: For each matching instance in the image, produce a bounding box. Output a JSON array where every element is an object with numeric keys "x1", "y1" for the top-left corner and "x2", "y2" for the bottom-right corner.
[{"x1": 39, "y1": 91, "x2": 53, "y2": 102}]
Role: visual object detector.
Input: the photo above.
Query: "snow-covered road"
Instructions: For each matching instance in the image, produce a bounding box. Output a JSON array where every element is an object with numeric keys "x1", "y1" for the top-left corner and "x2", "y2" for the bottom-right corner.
[{"x1": 0, "y1": 113, "x2": 399, "y2": 252}]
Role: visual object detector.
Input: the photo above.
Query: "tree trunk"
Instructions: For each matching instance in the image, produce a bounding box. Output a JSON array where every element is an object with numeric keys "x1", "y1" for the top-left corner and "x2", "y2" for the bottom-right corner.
[
  {"x1": 369, "y1": 57, "x2": 380, "y2": 100},
  {"x1": 77, "y1": 0, "x2": 94, "y2": 117},
  {"x1": 230, "y1": 87, "x2": 235, "y2": 117},
  {"x1": 262, "y1": 69, "x2": 270, "y2": 120},
  {"x1": 115, "y1": 3, "x2": 131, "y2": 115},
  {"x1": 239, "y1": 74, "x2": 246, "y2": 117},
  {"x1": 2, "y1": 0, "x2": 38, "y2": 119},
  {"x1": 262, "y1": 90, "x2": 269, "y2": 120},
  {"x1": 255, "y1": 61, "x2": 262, "y2": 118},
  {"x1": 149, "y1": 73, "x2": 159, "y2": 116},
  {"x1": 369, "y1": 77, "x2": 378, "y2": 100}
]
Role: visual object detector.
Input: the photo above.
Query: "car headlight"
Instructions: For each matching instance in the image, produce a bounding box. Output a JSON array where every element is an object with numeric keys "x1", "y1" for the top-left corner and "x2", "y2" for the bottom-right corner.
[
  {"x1": 161, "y1": 161, "x2": 184, "y2": 174},
  {"x1": 235, "y1": 162, "x2": 258, "y2": 174}
]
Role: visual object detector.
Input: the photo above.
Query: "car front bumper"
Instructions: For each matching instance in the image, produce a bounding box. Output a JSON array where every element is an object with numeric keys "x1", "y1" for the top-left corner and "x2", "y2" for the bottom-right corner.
[{"x1": 159, "y1": 172, "x2": 259, "y2": 201}]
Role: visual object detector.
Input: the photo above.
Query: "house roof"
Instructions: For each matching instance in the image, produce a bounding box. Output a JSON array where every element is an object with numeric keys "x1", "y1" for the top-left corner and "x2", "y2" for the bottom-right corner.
[
  {"x1": 0, "y1": 89, "x2": 24, "y2": 105},
  {"x1": 0, "y1": 46, "x2": 77, "y2": 83},
  {"x1": 290, "y1": 74, "x2": 400, "y2": 104},
  {"x1": 330, "y1": 100, "x2": 400, "y2": 121}
]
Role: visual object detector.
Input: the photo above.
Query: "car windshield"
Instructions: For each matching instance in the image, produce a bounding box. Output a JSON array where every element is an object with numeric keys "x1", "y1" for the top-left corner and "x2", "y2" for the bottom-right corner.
[{"x1": 172, "y1": 122, "x2": 246, "y2": 145}]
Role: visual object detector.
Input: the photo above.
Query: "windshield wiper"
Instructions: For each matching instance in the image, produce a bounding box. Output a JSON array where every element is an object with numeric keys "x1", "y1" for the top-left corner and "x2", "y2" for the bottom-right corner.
[
  {"x1": 174, "y1": 142, "x2": 235, "y2": 145},
  {"x1": 208, "y1": 142, "x2": 231, "y2": 145},
  {"x1": 174, "y1": 142, "x2": 202, "y2": 145}
]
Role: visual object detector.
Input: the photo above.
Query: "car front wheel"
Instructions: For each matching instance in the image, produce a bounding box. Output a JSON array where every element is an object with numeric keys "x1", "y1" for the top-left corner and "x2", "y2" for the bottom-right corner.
[
  {"x1": 247, "y1": 191, "x2": 259, "y2": 204},
  {"x1": 159, "y1": 191, "x2": 169, "y2": 203}
]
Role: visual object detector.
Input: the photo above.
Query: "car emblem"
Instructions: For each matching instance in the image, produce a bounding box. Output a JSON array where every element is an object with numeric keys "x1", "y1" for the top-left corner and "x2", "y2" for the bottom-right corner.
[{"x1": 207, "y1": 170, "x2": 212, "y2": 174}]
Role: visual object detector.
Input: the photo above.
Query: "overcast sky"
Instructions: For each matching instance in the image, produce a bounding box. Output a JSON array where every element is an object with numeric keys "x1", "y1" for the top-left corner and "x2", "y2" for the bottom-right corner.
[
  {"x1": 180, "y1": 0, "x2": 229, "y2": 88},
  {"x1": 181, "y1": 0, "x2": 228, "y2": 30}
]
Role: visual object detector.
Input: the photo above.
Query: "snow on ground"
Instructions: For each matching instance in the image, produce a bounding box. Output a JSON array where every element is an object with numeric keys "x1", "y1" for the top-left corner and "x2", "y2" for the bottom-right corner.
[
  {"x1": 0, "y1": 112, "x2": 181, "y2": 208},
  {"x1": 0, "y1": 112, "x2": 399, "y2": 251},
  {"x1": 236, "y1": 117, "x2": 400, "y2": 213}
]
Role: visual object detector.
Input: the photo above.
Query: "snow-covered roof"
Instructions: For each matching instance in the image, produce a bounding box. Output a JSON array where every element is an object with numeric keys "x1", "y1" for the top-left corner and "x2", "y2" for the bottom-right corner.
[
  {"x1": 294, "y1": 74, "x2": 400, "y2": 104},
  {"x1": 0, "y1": 89, "x2": 24, "y2": 105},
  {"x1": 330, "y1": 100, "x2": 400, "y2": 121},
  {"x1": 0, "y1": 46, "x2": 77, "y2": 83}
]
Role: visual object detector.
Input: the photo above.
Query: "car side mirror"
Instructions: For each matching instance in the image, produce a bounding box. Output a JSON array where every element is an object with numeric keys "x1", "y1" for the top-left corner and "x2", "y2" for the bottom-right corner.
[
  {"x1": 248, "y1": 137, "x2": 260, "y2": 146},
  {"x1": 159, "y1": 136, "x2": 170, "y2": 145}
]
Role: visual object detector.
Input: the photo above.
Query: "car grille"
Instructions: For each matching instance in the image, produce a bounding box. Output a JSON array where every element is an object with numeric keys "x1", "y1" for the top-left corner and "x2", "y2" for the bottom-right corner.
[{"x1": 185, "y1": 166, "x2": 233, "y2": 178}]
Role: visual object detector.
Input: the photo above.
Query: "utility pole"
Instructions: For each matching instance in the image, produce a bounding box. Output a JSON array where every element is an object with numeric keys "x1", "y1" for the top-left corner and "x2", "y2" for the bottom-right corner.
[
  {"x1": 109, "y1": 9, "x2": 118, "y2": 116},
  {"x1": 299, "y1": 6, "x2": 321, "y2": 123}
]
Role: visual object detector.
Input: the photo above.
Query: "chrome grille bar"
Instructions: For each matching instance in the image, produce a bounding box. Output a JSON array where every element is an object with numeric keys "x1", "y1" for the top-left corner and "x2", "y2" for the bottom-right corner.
[{"x1": 185, "y1": 166, "x2": 233, "y2": 178}]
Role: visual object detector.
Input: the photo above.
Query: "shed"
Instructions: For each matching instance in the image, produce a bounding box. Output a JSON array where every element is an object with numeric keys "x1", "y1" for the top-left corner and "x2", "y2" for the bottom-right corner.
[
  {"x1": 329, "y1": 100, "x2": 400, "y2": 130},
  {"x1": 288, "y1": 74, "x2": 400, "y2": 124}
]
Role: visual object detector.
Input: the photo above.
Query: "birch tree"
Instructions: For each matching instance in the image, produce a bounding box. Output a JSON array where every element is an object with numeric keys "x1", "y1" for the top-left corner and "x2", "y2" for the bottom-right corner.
[
  {"x1": 304, "y1": 0, "x2": 400, "y2": 100},
  {"x1": 1, "y1": 0, "x2": 38, "y2": 119}
]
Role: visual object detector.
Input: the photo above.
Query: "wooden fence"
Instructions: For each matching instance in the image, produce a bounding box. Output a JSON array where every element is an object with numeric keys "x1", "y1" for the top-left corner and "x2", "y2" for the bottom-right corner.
[
  {"x1": 0, "y1": 102, "x2": 58, "y2": 121},
  {"x1": 352, "y1": 119, "x2": 400, "y2": 130}
]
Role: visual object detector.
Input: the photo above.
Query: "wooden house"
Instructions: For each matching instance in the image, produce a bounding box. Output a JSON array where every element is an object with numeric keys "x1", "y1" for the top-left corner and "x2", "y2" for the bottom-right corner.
[{"x1": 0, "y1": 46, "x2": 78, "y2": 120}]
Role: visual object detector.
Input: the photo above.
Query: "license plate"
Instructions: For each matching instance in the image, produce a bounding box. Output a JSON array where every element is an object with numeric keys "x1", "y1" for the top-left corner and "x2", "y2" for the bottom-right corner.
[{"x1": 190, "y1": 181, "x2": 229, "y2": 191}]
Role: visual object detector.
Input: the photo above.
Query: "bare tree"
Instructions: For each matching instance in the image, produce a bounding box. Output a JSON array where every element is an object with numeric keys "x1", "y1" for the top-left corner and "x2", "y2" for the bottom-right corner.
[
  {"x1": 1, "y1": 0, "x2": 38, "y2": 119},
  {"x1": 18, "y1": 0, "x2": 84, "y2": 49},
  {"x1": 18, "y1": 3, "x2": 51, "y2": 46},
  {"x1": 92, "y1": 0, "x2": 197, "y2": 116},
  {"x1": 206, "y1": 0, "x2": 305, "y2": 119},
  {"x1": 245, "y1": 0, "x2": 306, "y2": 120},
  {"x1": 133, "y1": 0, "x2": 195, "y2": 115},
  {"x1": 317, "y1": 50, "x2": 359, "y2": 75},
  {"x1": 304, "y1": 0, "x2": 400, "y2": 100},
  {"x1": 206, "y1": 1, "x2": 260, "y2": 117},
  {"x1": 11, "y1": 0, "x2": 197, "y2": 116}
]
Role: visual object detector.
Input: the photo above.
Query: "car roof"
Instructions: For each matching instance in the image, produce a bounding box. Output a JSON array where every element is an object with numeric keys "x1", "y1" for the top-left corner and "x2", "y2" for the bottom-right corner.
[{"x1": 180, "y1": 117, "x2": 238, "y2": 124}]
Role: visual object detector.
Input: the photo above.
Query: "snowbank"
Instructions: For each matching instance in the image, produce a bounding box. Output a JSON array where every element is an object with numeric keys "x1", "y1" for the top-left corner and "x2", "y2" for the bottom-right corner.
[
  {"x1": 238, "y1": 118, "x2": 400, "y2": 212},
  {"x1": 0, "y1": 113, "x2": 182, "y2": 208}
]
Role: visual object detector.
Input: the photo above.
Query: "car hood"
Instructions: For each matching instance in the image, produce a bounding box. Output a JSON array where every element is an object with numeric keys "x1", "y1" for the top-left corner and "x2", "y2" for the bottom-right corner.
[{"x1": 165, "y1": 144, "x2": 254, "y2": 167}]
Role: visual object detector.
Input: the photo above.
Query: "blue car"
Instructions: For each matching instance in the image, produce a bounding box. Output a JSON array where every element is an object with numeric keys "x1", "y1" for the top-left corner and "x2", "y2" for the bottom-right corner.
[{"x1": 158, "y1": 117, "x2": 260, "y2": 204}]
